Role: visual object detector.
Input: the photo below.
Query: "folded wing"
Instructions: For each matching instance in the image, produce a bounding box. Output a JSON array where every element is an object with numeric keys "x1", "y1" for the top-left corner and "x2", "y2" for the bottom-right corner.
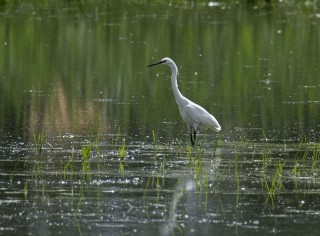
[{"x1": 182, "y1": 102, "x2": 221, "y2": 132}]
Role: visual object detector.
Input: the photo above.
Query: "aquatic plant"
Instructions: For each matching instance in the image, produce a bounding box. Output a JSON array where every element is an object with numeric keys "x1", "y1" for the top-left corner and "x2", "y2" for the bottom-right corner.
[
  {"x1": 259, "y1": 153, "x2": 270, "y2": 181},
  {"x1": 213, "y1": 133, "x2": 222, "y2": 157},
  {"x1": 159, "y1": 151, "x2": 167, "y2": 187},
  {"x1": 311, "y1": 144, "x2": 320, "y2": 172},
  {"x1": 261, "y1": 130, "x2": 271, "y2": 153},
  {"x1": 194, "y1": 148, "x2": 204, "y2": 188},
  {"x1": 234, "y1": 153, "x2": 240, "y2": 207},
  {"x1": 92, "y1": 135, "x2": 103, "y2": 174},
  {"x1": 187, "y1": 145, "x2": 194, "y2": 166},
  {"x1": 33, "y1": 130, "x2": 44, "y2": 154},
  {"x1": 119, "y1": 139, "x2": 126, "y2": 161},
  {"x1": 77, "y1": 193, "x2": 85, "y2": 213},
  {"x1": 143, "y1": 177, "x2": 151, "y2": 199},
  {"x1": 118, "y1": 139, "x2": 127, "y2": 178},
  {"x1": 119, "y1": 161, "x2": 125, "y2": 178},
  {"x1": 204, "y1": 171, "x2": 209, "y2": 210},
  {"x1": 176, "y1": 138, "x2": 184, "y2": 157},
  {"x1": 113, "y1": 127, "x2": 122, "y2": 147},
  {"x1": 81, "y1": 144, "x2": 92, "y2": 179},
  {"x1": 262, "y1": 160, "x2": 285, "y2": 206},
  {"x1": 143, "y1": 152, "x2": 167, "y2": 202},
  {"x1": 31, "y1": 155, "x2": 44, "y2": 190},
  {"x1": 64, "y1": 152, "x2": 75, "y2": 179},
  {"x1": 292, "y1": 159, "x2": 300, "y2": 189},
  {"x1": 9, "y1": 173, "x2": 14, "y2": 189},
  {"x1": 74, "y1": 215, "x2": 83, "y2": 236}
]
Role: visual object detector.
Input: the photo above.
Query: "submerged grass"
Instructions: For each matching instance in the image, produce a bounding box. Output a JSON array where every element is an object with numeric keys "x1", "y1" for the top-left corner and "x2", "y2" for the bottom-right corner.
[
  {"x1": 263, "y1": 160, "x2": 285, "y2": 206},
  {"x1": 64, "y1": 147, "x2": 75, "y2": 179},
  {"x1": 81, "y1": 144, "x2": 92, "y2": 179},
  {"x1": 213, "y1": 133, "x2": 222, "y2": 156},
  {"x1": 94, "y1": 136, "x2": 102, "y2": 172},
  {"x1": 119, "y1": 139, "x2": 126, "y2": 161},
  {"x1": 118, "y1": 139, "x2": 126, "y2": 178},
  {"x1": 33, "y1": 130, "x2": 44, "y2": 154},
  {"x1": 234, "y1": 153, "x2": 240, "y2": 207},
  {"x1": 17, "y1": 127, "x2": 320, "y2": 218}
]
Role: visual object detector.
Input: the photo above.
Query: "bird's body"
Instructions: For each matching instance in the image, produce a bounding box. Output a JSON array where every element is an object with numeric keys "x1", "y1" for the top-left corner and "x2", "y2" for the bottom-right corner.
[{"x1": 148, "y1": 57, "x2": 221, "y2": 146}]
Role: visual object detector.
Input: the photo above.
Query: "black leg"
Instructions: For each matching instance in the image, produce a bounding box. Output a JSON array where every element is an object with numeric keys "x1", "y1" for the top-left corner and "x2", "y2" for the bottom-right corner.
[
  {"x1": 190, "y1": 133, "x2": 194, "y2": 146},
  {"x1": 194, "y1": 131, "x2": 196, "y2": 145}
]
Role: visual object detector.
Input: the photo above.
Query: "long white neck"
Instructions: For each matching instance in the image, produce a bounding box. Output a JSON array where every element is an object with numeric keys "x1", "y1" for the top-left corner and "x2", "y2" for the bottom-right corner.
[{"x1": 169, "y1": 63, "x2": 186, "y2": 107}]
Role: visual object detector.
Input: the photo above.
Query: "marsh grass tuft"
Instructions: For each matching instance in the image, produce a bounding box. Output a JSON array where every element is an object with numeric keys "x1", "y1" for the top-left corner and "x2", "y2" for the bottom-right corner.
[
  {"x1": 292, "y1": 158, "x2": 300, "y2": 189},
  {"x1": 143, "y1": 151, "x2": 167, "y2": 200},
  {"x1": 94, "y1": 135, "x2": 102, "y2": 172},
  {"x1": 204, "y1": 171, "x2": 210, "y2": 210},
  {"x1": 143, "y1": 177, "x2": 151, "y2": 199},
  {"x1": 64, "y1": 149, "x2": 75, "y2": 179},
  {"x1": 187, "y1": 145, "x2": 194, "y2": 166},
  {"x1": 195, "y1": 148, "x2": 204, "y2": 182},
  {"x1": 261, "y1": 130, "x2": 271, "y2": 151},
  {"x1": 77, "y1": 193, "x2": 85, "y2": 214},
  {"x1": 33, "y1": 130, "x2": 44, "y2": 154},
  {"x1": 113, "y1": 127, "x2": 122, "y2": 147},
  {"x1": 158, "y1": 149, "x2": 167, "y2": 187},
  {"x1": 311, "y1": 144, "x2": 320, "y2": 173},
  {"x1": 81, "y1": 144, "x2": 92, "y2": 179},
  {"x1": 261, "y1": 160, "x2": 285, "y2": 206},
  {"x1": 119, "y1": 161, "x2": 126, "y2": 178},
  {"x1": 118, "y1": 139, "x2": 127, "y2": 178},
  {"x1": 234, "y1": 153, "x2": 240, "y2": 207},
  {"x1": 119, "y1": 139, "x2": 126, "y2": 161}
]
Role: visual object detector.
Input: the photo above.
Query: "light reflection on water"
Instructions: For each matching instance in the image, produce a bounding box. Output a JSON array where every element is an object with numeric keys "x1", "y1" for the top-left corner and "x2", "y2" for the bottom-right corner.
[{"x1": 1, "y1": 136, "x2": 320, "y2": 235}]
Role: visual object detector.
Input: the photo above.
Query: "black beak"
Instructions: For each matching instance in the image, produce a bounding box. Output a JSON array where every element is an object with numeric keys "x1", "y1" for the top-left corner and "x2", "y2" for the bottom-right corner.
[{"x1": 147, "y1": 59, "x2": 166, "y2": 67}]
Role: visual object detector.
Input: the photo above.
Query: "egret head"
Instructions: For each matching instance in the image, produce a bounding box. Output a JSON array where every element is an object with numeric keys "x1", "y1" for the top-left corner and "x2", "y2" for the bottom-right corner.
[{"x1": 147, "y1": 57, "x2": 174, "y2": 67}]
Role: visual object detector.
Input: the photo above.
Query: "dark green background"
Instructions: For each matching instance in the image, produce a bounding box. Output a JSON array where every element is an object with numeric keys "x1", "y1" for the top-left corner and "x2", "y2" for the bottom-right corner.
[{"x1": 1, "y1": 1, "x2": 320, "y2": 145}]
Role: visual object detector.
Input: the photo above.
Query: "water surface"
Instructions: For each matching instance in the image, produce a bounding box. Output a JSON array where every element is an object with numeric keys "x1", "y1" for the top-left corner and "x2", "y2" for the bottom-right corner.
[{"x1": 0, "y1": 1, "x2": 320, "y2": 235}]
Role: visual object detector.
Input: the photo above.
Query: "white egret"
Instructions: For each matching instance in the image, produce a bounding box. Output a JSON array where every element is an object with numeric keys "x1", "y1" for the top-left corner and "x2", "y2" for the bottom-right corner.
[{"x1": 148, "y1": 57, "x2": 221, "y2": 146}]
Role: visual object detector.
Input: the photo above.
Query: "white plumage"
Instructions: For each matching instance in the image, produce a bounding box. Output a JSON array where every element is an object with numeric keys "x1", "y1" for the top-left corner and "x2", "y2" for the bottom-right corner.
[{"x1": 148, "y1": 57, "x2": 221, "y2": 146}]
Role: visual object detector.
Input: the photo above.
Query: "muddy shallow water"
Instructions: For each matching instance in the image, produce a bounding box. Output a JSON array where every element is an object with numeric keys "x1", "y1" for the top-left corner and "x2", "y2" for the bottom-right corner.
[{"x1": 1, "y1": 135, "x2": 320, "y2": 235}]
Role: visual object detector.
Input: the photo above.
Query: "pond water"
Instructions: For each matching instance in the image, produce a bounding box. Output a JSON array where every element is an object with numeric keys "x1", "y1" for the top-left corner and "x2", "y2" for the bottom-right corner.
[{"x1": 0, "y1": 1, "x2": 320, "y2": 235}]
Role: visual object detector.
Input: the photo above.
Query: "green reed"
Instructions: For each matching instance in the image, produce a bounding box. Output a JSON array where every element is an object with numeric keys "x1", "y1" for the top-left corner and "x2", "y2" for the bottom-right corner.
[
  {"x1": 64, "y1": 147, "x2": 75, "y2": 180},
  {"x1": 113, "y1": 127, "x2": 121, "y2": 147},
  {"x1": 160, "y1": 151, "x2": 167, "y2": 187},
  {"x1": 81, "y1": 144, "x2": 92, "y2": 179},
  {"x1": 311, "y1": 144, "x2": 320, "y2": 172},
  {"x1": 33, "y1": 130, "x2": 44, "y2": 154},
  {"x1": 234, "y1": 153, "x2": 240, "y2": 207},
  {"x1": 119, "y1": 139, "x2": 126, "y2": 161},
  {"x1": 118, "y1": 139, "x2": 126, "y2": 178},
  {"x1": 94, "y1": 135, "x2": 102, "y2": 172},
  {"x1": 261, "y1": 160, "x2": 285, "y2": 206}
]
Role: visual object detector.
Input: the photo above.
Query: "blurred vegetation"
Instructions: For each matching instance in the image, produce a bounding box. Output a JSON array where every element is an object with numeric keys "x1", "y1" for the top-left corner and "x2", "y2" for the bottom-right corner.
[
  {"x1": 0, "y1": 0, "x2": 320, "y2": 144},
  {"x1": 0, "y1": 0, "x2": 319, "y2": 13}
]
